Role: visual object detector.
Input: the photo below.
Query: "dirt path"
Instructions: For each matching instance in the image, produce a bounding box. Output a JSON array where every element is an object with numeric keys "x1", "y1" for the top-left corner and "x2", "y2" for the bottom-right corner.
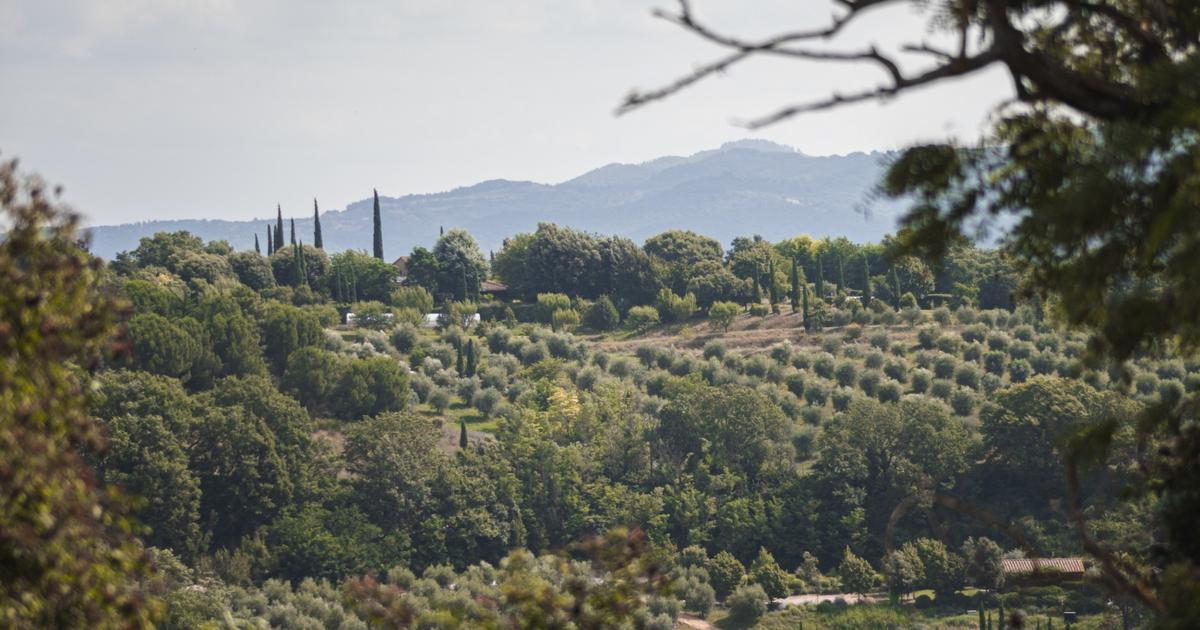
[
  {"x1": 774, "y1": 592, "x2": 883, "y2": 607},
  {"x1": 676, "y1": 613, "x2": 716, "y2": 629}
]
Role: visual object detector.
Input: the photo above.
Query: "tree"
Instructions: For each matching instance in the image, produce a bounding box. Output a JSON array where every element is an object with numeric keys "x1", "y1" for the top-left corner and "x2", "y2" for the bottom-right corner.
[
  {"x1": 790, "y1": 257, "x2": 802, "y2": 310},
  {"x1": 644, "y1": 230, "x2": 724, "y2": 294},
  {"x1": 254, "y1": 233, "x2": 260, "y2": 254},
  {"x1": 748, "y1": 547, "x2": 790, "y2": 600},
  {"x1": 625, "y1": 305, "x2": 660, "y2": 333},
  {"x1": 815, "y1": 257, "x2": 825, "y2": 300},
  {"x1": 266, "y1": 224, "x2": 274, "y2": 255},
  {"x1": 260, "y1": 302, "x2": 324, "y2": 372},
  {"x1": 883, "y1": 544, "x2": 925, "y2": 599},
  {"x1": 708, "y1": 300, "x2": 740, "y2": 332},
  {"x1": 0, "y1": 160, "x2": 160, "y2": 626},
  {"x1": 274, "y1": 204, "x2": 284, "y2": 251},
  {"x1": 282, "y1": 347, "x2": 341, "y2": 412},
  {"x1": 333, "y1": 357, "x2": 409, "y2": 420},
  {"x1": 861, "y1": 253, "x2": 872, "y2": 307},
  {"x1": 372, "y1": 189, "x2": 384, "y2": 259},
  {"x1": 290, "y1": 218, "x2": 296, "y2": 245},
  {"x1": 708, "y1": 551, "x2": 746, "y2": 600},
  {"x1": 127, "y1": 312, "x2": 202, "y2": 378},
  {"x1": 270, "y1": 243, "x2": 329, "y2": 289},
  {"x1": 584, "y1": 295, "x2": 621, "y2": 331},
  {"x1": 551, "y1": 308, "x2": 581, "y2": 332},
  {"x1": 911, "y1": 538, "x2": 965, "y2": 598},
  {"x1": 433, "y1": 229, "x2": 488, "y2": 301},
  {"x1": 465, "y1": 338, "x2": 479, "y2": 376},
  {"x1": 685, "y1": 259, "x2": 750, "y2": 308},
  {"x1": 962, "y1": 537, "x2": 1005, "y2": 591},
  {"x1": 460, "y1": 420, "x2": 469, "y2": 450},
  {"x1": 839, "y1": 547, "x2": 876, "y2": 596},
  {"x1": 329, "y1": 250, "x2": 399, "y2": 303},
  {"x1": 228, "y1": 250, "x2": 275, "y2": 290},
  {"x1": 727, "y1": 584, "x2": 768, "y2": 623},
  {"x1": 313, "y1": 198, "x2": 323, "y2": 249},
  {"x1": 802, "y1": 283, "x2": 811, "y2": 330}
]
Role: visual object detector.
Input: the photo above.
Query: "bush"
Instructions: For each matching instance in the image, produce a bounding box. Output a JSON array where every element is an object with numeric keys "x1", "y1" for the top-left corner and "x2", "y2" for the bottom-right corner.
[
  {"x1": 727, "y1": 584, "x2": 769, "y2": 623},
  {"x1": 859, "y1": 370, "x2": 883, "y2": 396},
  {"x1": 550, "y1": 308, "x2": 580, "y2": 332},
  {"x1": 951, "y1": 390, "x2": 975, "y2": 416},
  {"x1": 813, "y1": 353, "x2": 836, "y2": 378},
  {"x1": 931, "y1": 379, "x2": 954, "y2": 400},
  {"x1": 703, "y1": 340, "x2": 727, "y2": 360},
  {"x1": 883, "y1": 358, "x2": 908, "y2": 383},
  {"x1": 954, "y1": 363, "x2": 981, "y2": 389},
  {"x1": 390, "y1": 324, "x2": 419, "y2": 354},
  {"x1": 749, "y1": 303, "x2": 770, "y2": 317},
  {"x1": 914, "y1": 594, "x2": 934, "y2": 609},
  {"x1": 626, "y1": 305, "x2": 661, "y2": 332},
  {"x1": 392, "y1": 286, "x2": 434, "y2": 313},
  {"x1": 708, "y1": 551, "x2": 745, "y2": 600},
  {"x1": 831, "y1": 387, "x2": 855, "y2": 411},
  {"x1": 877, "y1": 380, "x2": 902, "y2": 403},
  {"x1": 583, "y1": 296, "x2": 621, "y2": 331},
  {"x1": 933, "y1": 355, "x2": 958, "y2": 379},
  {"x1": 707, "y1": 301, "x2": 741, "y2": 333},
  {"x1": 805, "y1": 380, "x2": 831, "y2": 406},
  {"x1": 655, "y1": 288, "x2": 698, "y2": 323},
  {"x1": 834, "y1": 360, "x2": 858, "y2": 388},
  {"x1": 428, "y1": 388, "x2": 451, "y2": 413},
  {"x1": 471, "y1": 388, "x2": 503, "y2": 416},
  {"x1": 984, "y1": 351, "x2": 1007, "y2": 375},
  {"x1": 910, "y1": 369, "x2": 932, "y2": 394},
  {"x1": 536, "y1": 293, "x2": 572, "y2": 323}
]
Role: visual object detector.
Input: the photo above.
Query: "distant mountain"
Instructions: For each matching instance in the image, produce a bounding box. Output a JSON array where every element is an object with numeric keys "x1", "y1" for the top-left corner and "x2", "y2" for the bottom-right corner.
[{"x1": 84, "y1": 140, "x2": 905, "y2": 260}]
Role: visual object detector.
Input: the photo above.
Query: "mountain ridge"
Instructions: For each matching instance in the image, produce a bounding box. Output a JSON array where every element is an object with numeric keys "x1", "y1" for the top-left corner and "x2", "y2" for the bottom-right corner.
[{"x1": 84, "y1": 142, "x2": 903, "y2": 259}]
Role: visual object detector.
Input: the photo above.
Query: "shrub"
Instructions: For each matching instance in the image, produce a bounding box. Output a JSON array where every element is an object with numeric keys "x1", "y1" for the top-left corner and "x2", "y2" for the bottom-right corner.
[
  {"x1": 392, "y1": 286, "x2": 433, "y2": 313},
  {"x1": 785, "y1": 371, "x2": 806, "y2": 397},
  {"x1": 931, "y1": 379, "x2": 954, "y2": 400},
  {"x1": 655, "y1": 288, "x2": 698, "y2": 323},
  {"x1": 986, "y1": 332, "x2": 1010, "y2": 351},
  {"x1": 864, "y1": 351, "x2": 885, "y2": 370},
  {"x1": 409, "y1": 373, "x2": 434, "y2": 403},
  {"x1": 954, "y1": 363, "x2": 981, "y2": 389},
  {"x1": 859, "y1": 370, "x2": 883, "y2": 396},
  {"x1": 707, "y1": 301, "x2": 741, "y2": 332},
  {"x1": 626, "y1": 305, "x2": 661, "y2": 332},
  {"x1": 749, "y1": 303, "x2": 770, "y2": 317},
  {"x1": 877, "y1": 380, "x2": 902, "y2": 403},
  {"x1": 471, "y1": 388, "x2": 503, "y2": 416},
  {"x1": 820, "y1": 336, "x2": 842, "y2": 355},
  {"x1": 936, "y1": 335, "x2": 961, "y2": 354},
  {"x1": 963, "y1": 342, "x2": 983, "y2": 362},
  {"x1": 951, "y1": 390, "x2": 975, "y2": 416},
  {"x1": 984, "y1": 351, "x2": 1007, "y2": 375},
  {"x1": 583, "y1": 295, "x2": 620, "y2": 331},
  {"x1": 727, "y1": 584, "x2": 769, "y2": 623},
  {"x1": 708, "y1": 551, "x2": 745, "y2": 600},
  {"x1": 813, "y1": 353, "x2": 836, "y2": 378},
  {"x1": 748, "y1": 548, "x2": 790, "y2": 600},
  {"x1": 703, "y1": 340, "x2": 727, "y2": 360},
  {"x1": 389, "y1": 324, "x2": 419, "y2": 354},
  {"x1": 961, "y1": 324, "x2": 987, "y2": 344},
  {"x1": 428, "y1": 388, "x2": 451, "y2": 412},
  {"x1": 805, "y1": 379, "x2": 831, "y2": 406},
  {"x1": 831, "y1": 387, "x2": 855, "y2": 411},
  {"x1": 769, "y1": 342, "x2": 793, "y2": 365},
  {"x1": 834, "y1": 360, "x2": 858, "y2": 388},
  {"x1": 933, "y1": 355, "x2": 958, "y2": 379},
  {"x1": 869, "y1": 331, "x2": 890, "y2": 350},
  {"x1": 550, "y1": 308, "x2": 580, "y2": 332},
  {"x1": 883, "y1": 358, "x2": 908, "y2": 383},
  {"x1": 535, "y1": 293, "x2": 572, "y2": 323},
  {"x1": 843, "y1": 324, "x2": 863, "y2": 342},
  {"x1": 932, "y1": 306, "x2": 952, "y2": 325},
  {"x1": 910, "y1": 369, "x2": 932, "y2": 393}
]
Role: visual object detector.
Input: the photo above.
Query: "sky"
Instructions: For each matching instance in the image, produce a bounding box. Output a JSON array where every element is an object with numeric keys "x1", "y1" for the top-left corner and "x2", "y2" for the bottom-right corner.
[{"x1": 0, "y1": 0, "x2": 1011, "y2": 226}]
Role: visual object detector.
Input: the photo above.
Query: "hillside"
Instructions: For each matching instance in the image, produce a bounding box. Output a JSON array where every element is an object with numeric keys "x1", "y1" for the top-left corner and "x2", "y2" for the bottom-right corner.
[{"x1": 84, "y1": 140, "x2": 903, "y2": 259}]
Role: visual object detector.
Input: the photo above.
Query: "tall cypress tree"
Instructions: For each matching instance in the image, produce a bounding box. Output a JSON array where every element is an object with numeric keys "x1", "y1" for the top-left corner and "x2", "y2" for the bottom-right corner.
[
  {"x1": 254, "y1": 234, "x2": 261, "y2": 254},
  {"x1": 768, "y1": 258, "x2": 779, "y2": 305},
  {"x1": 459, "y1": 420, "x2": 468, "y2": 449},
  {"x1": 861, "y1": 253, "x2": 872, "y2": 306},
  {"x1": 837, "y1": 254, "x2": 846, "y2": 292},
  {"x1": 274, "y1": 205, "x2": 285, "y2": 251},
  {"x1": 466, "y1": 339, "x2": 478, "y2": 376},
  {"x1": 816, "y1": 258, "x2": 826, "y2": 301},
  {"x1": 313, "y1": 198, "x2": 323, "y2": 249},
  {"x1": 455, "y1": 344, "x2": 465, "y2": 374},
  {"x1": 752, "y1": 264, "x2": 762, "y2": 304},
  {"x1": 372, "y1": 189, "x2": 384, "y2": 260},
  {"x1": 790, "y1": 257, "x2": 801, "y2": 311},
  {"x1": 290, "y1": 218, "x2": 296, "y2": 245},
  {"x1": 890, "y1": 267, "x2": 902, "y2": 308},
  {"x1": 802, "y1": 284, "x2": 811, "y2": 331},
  {"x1": 266, "y1": 225, "x2": 274, "y2": 255}
]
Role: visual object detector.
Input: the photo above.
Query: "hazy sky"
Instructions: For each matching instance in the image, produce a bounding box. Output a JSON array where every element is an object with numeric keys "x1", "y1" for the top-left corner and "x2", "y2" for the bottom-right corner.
[{"x1": 0, "y1": 0, "x2": 1010, "y2": 226}]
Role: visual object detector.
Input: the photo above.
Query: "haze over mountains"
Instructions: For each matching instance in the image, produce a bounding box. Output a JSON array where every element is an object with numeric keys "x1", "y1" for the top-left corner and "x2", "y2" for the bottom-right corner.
[{"x1": 85, "y1": 140, "x2": 905, "y2": 260}]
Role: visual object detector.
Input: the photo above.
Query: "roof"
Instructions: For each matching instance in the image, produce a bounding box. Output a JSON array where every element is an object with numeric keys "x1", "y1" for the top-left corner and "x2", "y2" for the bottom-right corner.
[
  {"x1": 1001, "y1": 558, "x2": 1086, "y2": 575},
  {"x1": 392, "y1": 256, "x2": 409, "y2": 273},
  {"x1": 480, "y1": 280, "x2": 508, "y2": 293}
]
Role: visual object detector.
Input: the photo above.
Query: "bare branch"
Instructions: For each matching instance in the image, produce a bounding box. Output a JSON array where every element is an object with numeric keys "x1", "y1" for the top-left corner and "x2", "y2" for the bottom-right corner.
[{"x1": 743, "y1": 49, "x2": 1001, "y2": 128}]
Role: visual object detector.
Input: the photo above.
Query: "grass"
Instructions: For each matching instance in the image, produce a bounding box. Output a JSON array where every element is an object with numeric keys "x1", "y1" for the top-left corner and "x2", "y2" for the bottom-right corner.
[{"x1": 415, "y1": 399, "x2": 499, "y2": 432}]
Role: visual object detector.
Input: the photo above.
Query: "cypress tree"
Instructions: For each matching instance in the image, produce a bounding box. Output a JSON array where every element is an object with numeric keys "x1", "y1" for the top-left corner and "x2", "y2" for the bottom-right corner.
[
  {"x1": 313, "y1": 198, "x2": 323, "y2": 249},
  {"x1": 290, "y1": 218, "x2": 296, "y2": 245},
  {"x1": 816, "y1": 258, "x2": 826, "y2": 301},
  {"x1": 768, "y1": 258, "x2": 779, "y2": 305},
  {"x1": 459, "y1": 420, "x2": 468, "y2": 449},
  {"x1": 266, "y1": 225, "x2": 274, "y2": 255},
  {"x1": 837, "y1": 254, "x2": 846, "y2": 292},
  {"x1": 862, "y1": 253, "x2": 872, "y2": 306},
  {"x1": 790, "y1": 257, "x2": 801, "y2": 311},
  {"x1": 802, "y1": 284, "x2": 811, "y2": 331},
  {"x1": 440, "y1": 225, "x2": 444, "y2": 236},
  {"x1": 254, "y1": 233, "x2": 261, "y2": 255},
  {"x1": 890, "y1": 267, "x2": 902, "y2": 309},
  {"x1": 274, "y1": 205, "x2": 284, "y2": 251},
  {"x1": 979, "y1": 604, "x2": 986, "y2": 630},
  {"x1": 752, "y1": 264, "x2": 762, "y2": 304},
  {"x1": 998, "y1": 600, "x2": 1005, "y2": 629},
  {"x1": 456, "y1": 344, "x2": 465, "y2": 375},
  {"x1": 372, "y1": 189, "x2": 384, "y2": 260},
  {"x1": 466, "y1": 339, "x2": 478, "y2": 376}
]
